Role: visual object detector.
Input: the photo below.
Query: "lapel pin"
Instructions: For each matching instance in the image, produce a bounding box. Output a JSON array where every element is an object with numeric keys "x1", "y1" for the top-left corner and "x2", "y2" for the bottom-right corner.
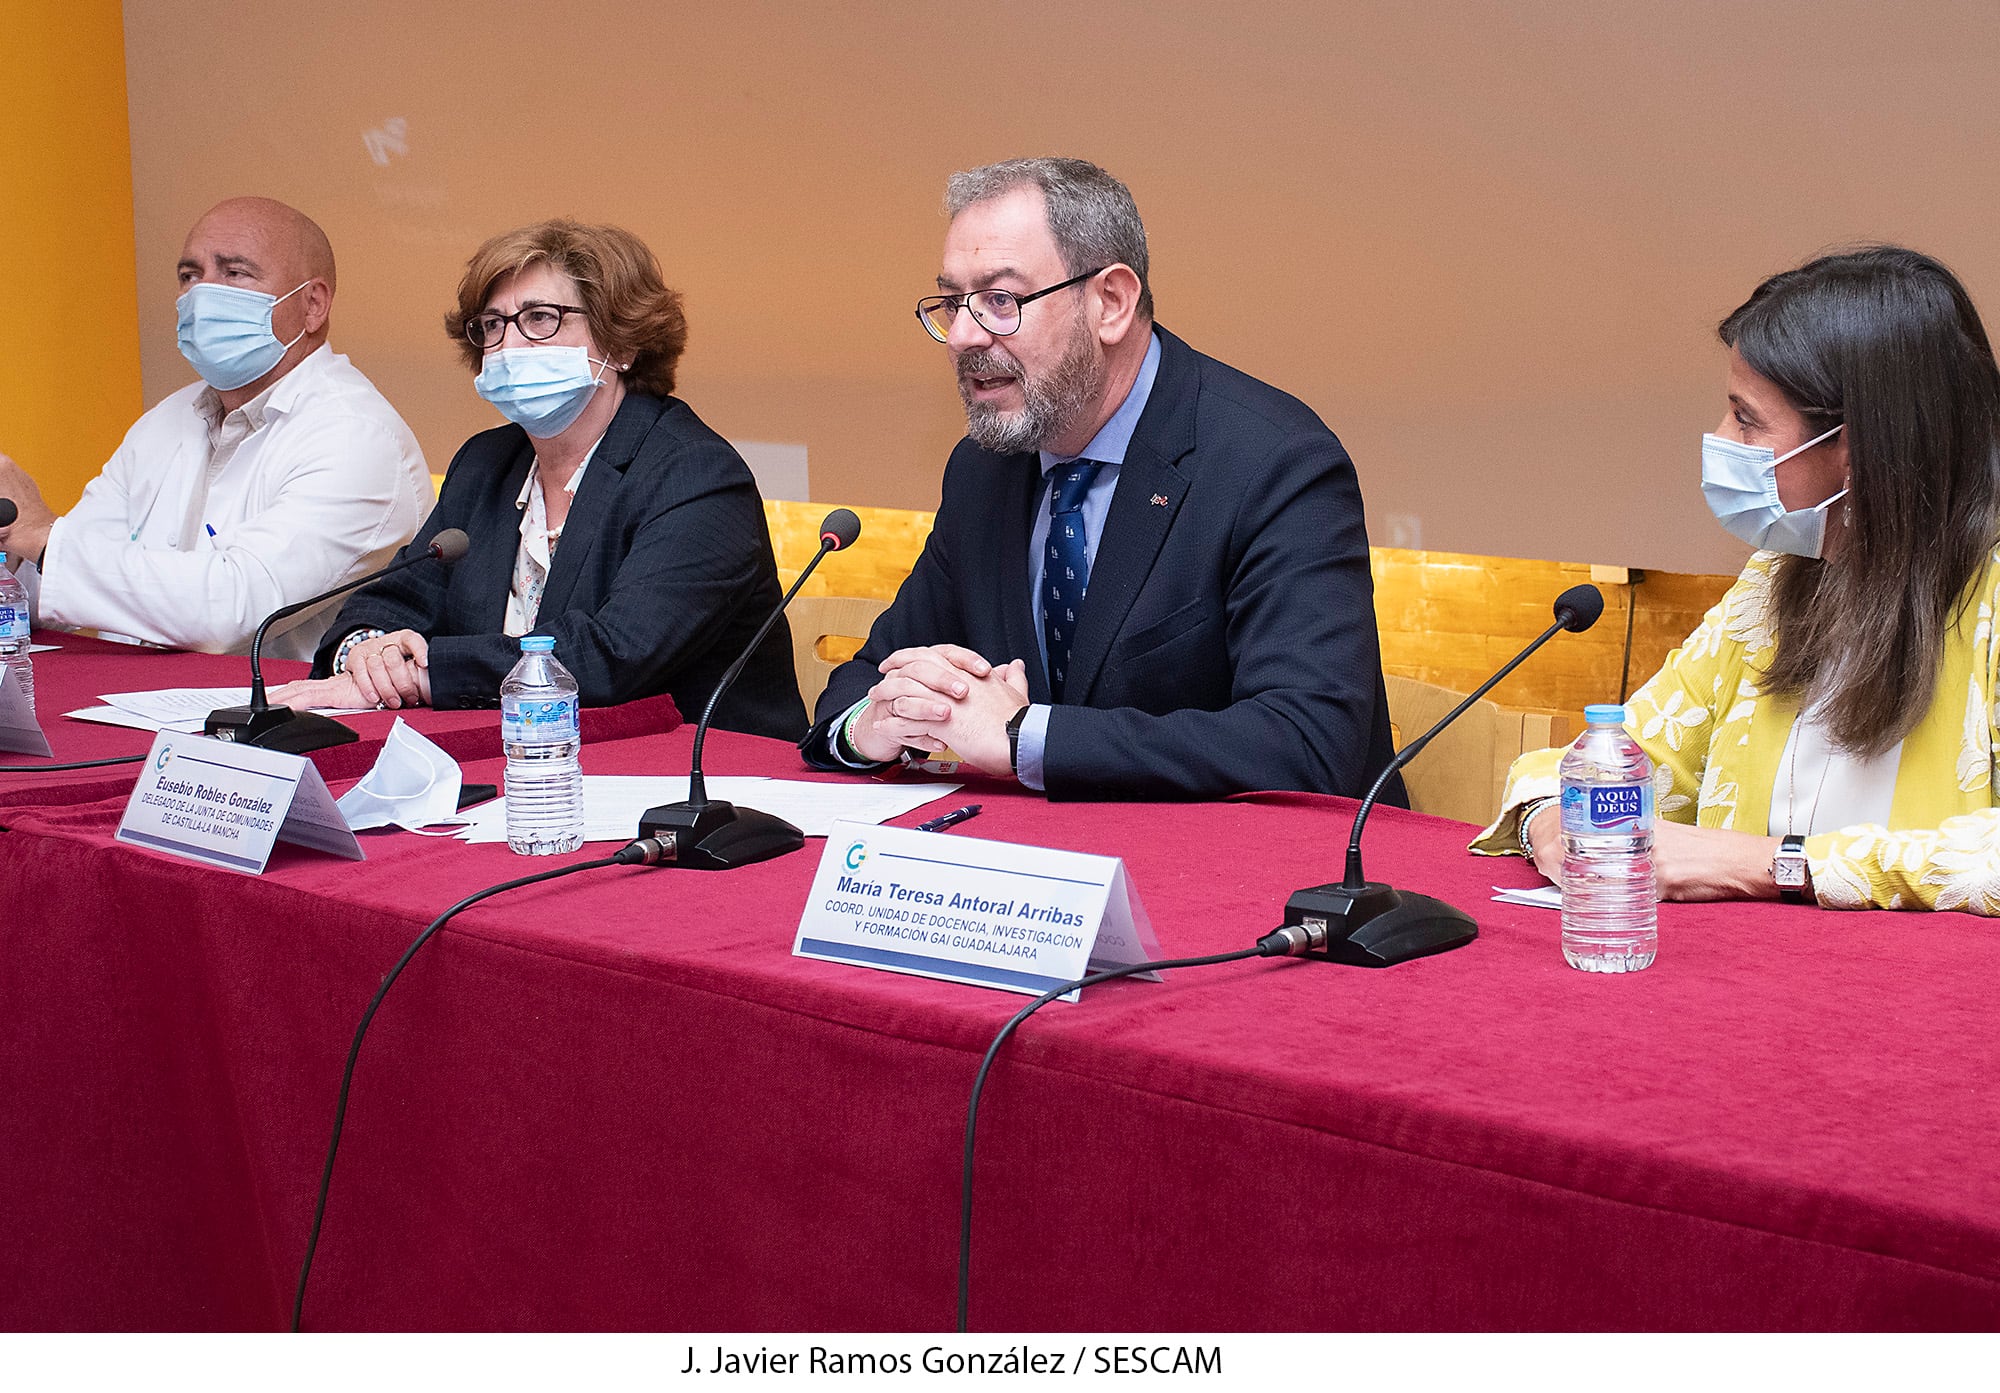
[{"x1": 1150, "y1": 493, "x2": 1169, "y2": 507}]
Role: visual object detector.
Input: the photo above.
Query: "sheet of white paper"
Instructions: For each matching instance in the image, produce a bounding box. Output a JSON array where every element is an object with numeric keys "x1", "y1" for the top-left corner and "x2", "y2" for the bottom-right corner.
[
  {"x1": 96, "y1": 687, "x2": 372, "y2": 732},
  {"x1": 28, "y1": 643, "x2": 59, "y2": 653},
  {"x1": 65, "y1": 704, "x2": 177, "y2": 732},
  {"x1": 731, "y1": 780, "x2": 960, "y2": 838},
  {"x1": 451, "y1": 776, "x2": 959, "y2": 844},
  {"x1": 451, "y1": 775, "x2": 772, "y2": 844},
  {"x1": 1492, "y1": 884, "x2": 1563, "y2": 910}
]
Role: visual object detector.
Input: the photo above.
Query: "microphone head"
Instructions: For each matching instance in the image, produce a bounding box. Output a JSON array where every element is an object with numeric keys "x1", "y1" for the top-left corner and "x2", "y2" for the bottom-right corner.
[
  {"x1": 819, "y1": 508, "x2": 861, "y2": 552},
  {"x1": 1554, "y1": 583, "x2": 1605, "y2": 633},
  {"x1": 428, "y1": 528, "x2": 471, "y2": 564},
  {"x1": 0, "y1": 498, "x2": 16, "y2": 527}
]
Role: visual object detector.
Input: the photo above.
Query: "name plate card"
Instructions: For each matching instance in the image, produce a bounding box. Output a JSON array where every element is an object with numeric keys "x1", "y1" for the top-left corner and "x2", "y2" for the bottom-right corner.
[
  {"x1": 0, "y1": 663, "x2": 52, "y2": 757},
  {"x1": 794, "y1": 819, "x2": 1161, "y2": 1002},
  {"x1": 116, "y1": 731, "x2": 363, "y2": 875}
]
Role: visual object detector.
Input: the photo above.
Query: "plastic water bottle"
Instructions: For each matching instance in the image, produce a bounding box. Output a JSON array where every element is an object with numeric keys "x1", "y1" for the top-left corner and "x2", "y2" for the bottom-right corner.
[
  {"x1": 0, "y1": 555, "x2": 32, "y2": 711},
  {"x1": 501, "y1": 635, "x2": 582, "y2": 855},
  {"x1": 1558, "y1": 703, "x2": 1657, "y2": 972}
]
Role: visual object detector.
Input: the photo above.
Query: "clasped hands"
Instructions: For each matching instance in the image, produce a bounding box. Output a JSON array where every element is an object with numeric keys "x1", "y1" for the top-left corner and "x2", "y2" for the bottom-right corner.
[
  {"x1": 846, "y1": 644, "x2": 1029, "y2": 777},
  {"x1": 270, "y1": 629, "x2": 431, "y2": 711}
]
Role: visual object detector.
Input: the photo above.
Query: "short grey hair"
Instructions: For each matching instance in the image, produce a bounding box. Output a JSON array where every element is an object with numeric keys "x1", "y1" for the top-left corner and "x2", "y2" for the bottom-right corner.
[{"x1": 944, "y1": 157, "x2": 1153, "y2": 321}]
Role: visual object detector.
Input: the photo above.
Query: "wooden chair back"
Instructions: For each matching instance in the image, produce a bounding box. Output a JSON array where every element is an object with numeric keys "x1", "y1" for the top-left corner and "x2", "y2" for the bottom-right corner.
[
  {"x1": 1385, "y1": 674, "x2": 1573, "y2": 824},
  {"x1": 787, "y1": 594, "x2": 891, "y2": 714}
]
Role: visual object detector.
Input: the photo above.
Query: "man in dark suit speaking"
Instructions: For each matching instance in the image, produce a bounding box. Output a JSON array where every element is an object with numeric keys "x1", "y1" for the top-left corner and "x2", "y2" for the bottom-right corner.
[{"x1": 801, "y1": 158, "x2": 1401, "y2": 802}]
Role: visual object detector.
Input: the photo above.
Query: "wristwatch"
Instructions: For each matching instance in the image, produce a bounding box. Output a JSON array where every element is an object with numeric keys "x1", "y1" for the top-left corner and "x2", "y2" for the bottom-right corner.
[
  {"x1": 1771, "y1": 833, "x2": 1810, "y2": 904},
  {"x1": 1005, "y1": 705, "x2": 1030, "y2": 776}
]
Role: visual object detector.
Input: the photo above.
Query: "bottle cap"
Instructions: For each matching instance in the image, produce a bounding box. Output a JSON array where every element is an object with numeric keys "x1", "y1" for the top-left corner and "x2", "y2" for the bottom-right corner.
[
  {"x1": 519, "y1": 635, "x2": 556, "y2": 653},
  {"x1": 1583, "y1": 703, "x2": 1627, "y2": 725}
]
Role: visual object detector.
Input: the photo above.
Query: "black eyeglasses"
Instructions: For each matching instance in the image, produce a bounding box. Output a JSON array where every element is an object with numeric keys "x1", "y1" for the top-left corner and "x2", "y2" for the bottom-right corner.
[
  {"x1": 464, "y1": 303, "x2": 588, "y2": 350},
  {"x1": 914, "y1": 267, "x2": 1106, "y2": 343}
]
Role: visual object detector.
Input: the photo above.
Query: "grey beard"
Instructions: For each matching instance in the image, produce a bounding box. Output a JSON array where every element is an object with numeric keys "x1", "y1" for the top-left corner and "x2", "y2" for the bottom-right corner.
[{"x1": 957, "y1": 317, "x2": 1104, "y2": 455}]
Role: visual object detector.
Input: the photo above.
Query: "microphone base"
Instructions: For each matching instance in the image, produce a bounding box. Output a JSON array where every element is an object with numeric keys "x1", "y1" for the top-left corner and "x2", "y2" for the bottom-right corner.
[
  {"x1": 203, "y1": 705, "x2": 359, "y2": 755},
  {"x1": 635, "y1": 799, "x2": 805, "y2": 870},
  {"x1": 1277, "y1": 880, "x2": 1477, "y2": 968}
]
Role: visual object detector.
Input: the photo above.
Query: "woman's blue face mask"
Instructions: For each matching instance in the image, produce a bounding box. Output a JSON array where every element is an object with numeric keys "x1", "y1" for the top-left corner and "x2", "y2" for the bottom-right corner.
[
  {"x1": 1699, "y1": 423, "x2": 1846, "y2": 557},
  {"x1": 473, "y1": 345, "x2": 618, "y2": 437}
]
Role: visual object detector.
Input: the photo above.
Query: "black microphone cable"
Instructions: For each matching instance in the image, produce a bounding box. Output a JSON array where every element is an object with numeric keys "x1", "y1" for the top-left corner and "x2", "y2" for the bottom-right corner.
[
  {"x1": 957, "y1": 937, "x2": 1323, "y2": 1333},
  {"x1": 0, "y1": 753, "x2": 146, "y2": 771},
  {"x1": 291, "y1": 835, "x2": 669, "y2": 1331},
  {"x1": 1617, "y1": 571, "x2": 1644, "y2": 701}
]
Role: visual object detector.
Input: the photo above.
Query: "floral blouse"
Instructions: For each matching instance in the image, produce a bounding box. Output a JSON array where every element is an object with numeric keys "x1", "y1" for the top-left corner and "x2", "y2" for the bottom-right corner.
[{"x1": 1471, "y1": 548, "x2": 2000, "y2": 915}]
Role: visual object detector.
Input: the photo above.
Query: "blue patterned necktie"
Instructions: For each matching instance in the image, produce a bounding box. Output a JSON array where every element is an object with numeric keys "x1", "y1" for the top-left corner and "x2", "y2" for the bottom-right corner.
[{"x1": 1042, "y1": 459, "x2": 1103, "y2": 701}]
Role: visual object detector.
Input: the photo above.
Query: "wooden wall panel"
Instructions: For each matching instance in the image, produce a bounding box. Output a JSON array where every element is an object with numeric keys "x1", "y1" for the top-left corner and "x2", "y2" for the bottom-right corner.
[
  {"x1": 766, "y1": 499, "x2": 935, "y2": 601},
  {"x1": 1369, "y1": 548, "x2": 1735, "y2": 715}
]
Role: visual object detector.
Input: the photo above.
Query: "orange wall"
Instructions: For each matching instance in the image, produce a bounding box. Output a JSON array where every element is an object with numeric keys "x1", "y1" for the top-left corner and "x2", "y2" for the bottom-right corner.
[
  {"x1": 115, "y1": 2, "x2": 2000, "y2": 577},
  {"x1": 0, "y1": 0, "x2": 142, "y2": 512}
]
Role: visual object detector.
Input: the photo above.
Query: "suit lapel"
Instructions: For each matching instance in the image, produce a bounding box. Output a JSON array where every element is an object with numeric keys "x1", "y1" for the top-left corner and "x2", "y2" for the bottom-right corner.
[
  {"x1": 463, "y1": 435, "x2": 536, "y2": 633},
  {"x1": 994, "y1": 454, "x2": 1051, "y2": 702},
  {"x1": 537, "y1": 394, "x2": 657, "y2": 617},
  {"x1": 1062, "y1": 328, "x2": 1198, "y2": 703}
]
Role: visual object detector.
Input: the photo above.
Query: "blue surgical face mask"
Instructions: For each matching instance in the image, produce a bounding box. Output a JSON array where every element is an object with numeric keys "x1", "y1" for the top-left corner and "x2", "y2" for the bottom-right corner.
[
  {"x1": 1700, "y1": 423, "x2": 1847, "y2": 558},
  {"x1": 176, "y1": 280, "x2": 310, "y2": 391},
  {"x1": 473, "y1": 345, "x2": 618, "y2": 437}
]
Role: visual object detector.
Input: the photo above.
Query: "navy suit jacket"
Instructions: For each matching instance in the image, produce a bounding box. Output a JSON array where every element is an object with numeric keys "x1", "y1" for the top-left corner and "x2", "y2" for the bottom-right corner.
[
  {"x1": 314, "y1": 392, "x2": 806, "y2": 740},
  {"x1": 802, "y1": 327, "x2": 1402, "y2": 801}
]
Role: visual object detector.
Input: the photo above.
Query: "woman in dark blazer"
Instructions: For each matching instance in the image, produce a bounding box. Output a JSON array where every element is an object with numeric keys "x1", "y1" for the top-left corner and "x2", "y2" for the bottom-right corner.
[{"x1": 275, "y1": 219, "x2": 804, "y2": 739}]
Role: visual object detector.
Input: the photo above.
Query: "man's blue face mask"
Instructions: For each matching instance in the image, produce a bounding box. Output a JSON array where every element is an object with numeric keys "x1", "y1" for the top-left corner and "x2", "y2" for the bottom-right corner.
[
  {"x1": 1699, "y1": 423, "x2": 1847, "y2": 558},
  {"x1": 176, "y1": 280, "x2": 309, "y2": 391}
]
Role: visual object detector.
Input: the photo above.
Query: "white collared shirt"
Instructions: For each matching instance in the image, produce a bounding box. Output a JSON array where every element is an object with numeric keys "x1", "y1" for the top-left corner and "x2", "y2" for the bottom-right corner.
[
  {"x1": 1768, "y1": 697, "x2": 1905, "y2": 837},
  {"x1": 505, "y1": 445, "x2": 597, "y2": 636},
  {"x1": 26, "y1": 344, "x2": 429, "y2": 659}
]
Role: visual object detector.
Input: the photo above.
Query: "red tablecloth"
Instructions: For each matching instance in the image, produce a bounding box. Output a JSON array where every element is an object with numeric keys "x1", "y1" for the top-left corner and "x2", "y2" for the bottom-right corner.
[
  {"x1": 0, "y1": 634, "x2": 678, "y2": 808},
  {"x1": 3, "y1": 727, "x2": 1998, "y2": 1331}
]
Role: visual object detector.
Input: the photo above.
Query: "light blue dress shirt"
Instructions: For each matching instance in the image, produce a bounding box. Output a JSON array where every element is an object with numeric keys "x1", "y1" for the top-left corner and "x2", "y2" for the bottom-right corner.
[{"x1": 833, "y1": 332, "x2": 1162, "y2": 789}]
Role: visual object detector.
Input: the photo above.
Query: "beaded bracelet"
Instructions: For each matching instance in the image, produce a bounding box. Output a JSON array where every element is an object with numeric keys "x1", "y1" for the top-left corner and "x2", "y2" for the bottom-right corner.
[
  {"x1": 330, "y1": 627, "x2": 387, "y2": 675},
  {"x1": 1518, "y1": 796, "x2": 1561, "y2": 858}
]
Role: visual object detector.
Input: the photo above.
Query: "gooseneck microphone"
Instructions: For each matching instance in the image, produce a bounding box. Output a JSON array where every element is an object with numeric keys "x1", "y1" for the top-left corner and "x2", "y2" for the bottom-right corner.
[
  {"x1": 637, "y1": 508, "x2": 862, "y2": 869},
  {"x1": 0, "y1": 498, "x2": 18, "y2": 528},
  {"x1": 1260, "y1": 583, "x2": 1605, "y2": 968},
  {"x1": 204, "y1": 528, "x2": 470, "y2": 754}
]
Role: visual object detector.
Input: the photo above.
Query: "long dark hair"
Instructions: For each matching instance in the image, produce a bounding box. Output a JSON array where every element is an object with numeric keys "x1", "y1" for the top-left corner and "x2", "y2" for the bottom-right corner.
[{"x1": 1720, "y1": 245, "x2": 2000, "y2": 754}]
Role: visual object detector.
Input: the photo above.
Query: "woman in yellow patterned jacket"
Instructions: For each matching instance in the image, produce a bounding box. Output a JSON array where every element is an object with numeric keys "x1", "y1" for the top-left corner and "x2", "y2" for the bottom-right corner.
[{"x1": 1476, "y1": 246, "x2": 2000, "y2": 915}]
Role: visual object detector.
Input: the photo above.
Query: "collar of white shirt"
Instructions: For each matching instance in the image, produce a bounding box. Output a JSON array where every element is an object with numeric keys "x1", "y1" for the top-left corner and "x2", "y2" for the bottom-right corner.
[{"x1": 194, "y1": 342, "x2": 334, "y2": 436}]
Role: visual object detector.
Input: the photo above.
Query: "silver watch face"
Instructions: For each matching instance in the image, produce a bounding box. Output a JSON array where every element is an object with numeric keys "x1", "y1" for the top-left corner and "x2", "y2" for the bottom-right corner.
[{"x1": 1772, "y1": 850, "x2": 1808, "y2": 888}]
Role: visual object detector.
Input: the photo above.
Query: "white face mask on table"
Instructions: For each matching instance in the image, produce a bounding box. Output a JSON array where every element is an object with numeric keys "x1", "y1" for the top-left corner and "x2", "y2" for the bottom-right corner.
[{"x1": 335, "y1": 718, "x2": 464, "y2": 832}]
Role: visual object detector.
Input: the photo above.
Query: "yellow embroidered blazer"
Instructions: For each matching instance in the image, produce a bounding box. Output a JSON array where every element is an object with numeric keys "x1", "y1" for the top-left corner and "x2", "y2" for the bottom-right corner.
[{"x1": 1471, "y1": 548, "x2": 2000, "y2": 914}]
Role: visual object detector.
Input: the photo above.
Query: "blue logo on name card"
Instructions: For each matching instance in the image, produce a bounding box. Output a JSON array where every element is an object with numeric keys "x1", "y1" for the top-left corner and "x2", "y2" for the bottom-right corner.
[
  {"x1": 155, "y1": 745, "x2": 174, "y2": 772},
  {"x1": 844, "y1": 841, "x2": 869, "y2": 870}
]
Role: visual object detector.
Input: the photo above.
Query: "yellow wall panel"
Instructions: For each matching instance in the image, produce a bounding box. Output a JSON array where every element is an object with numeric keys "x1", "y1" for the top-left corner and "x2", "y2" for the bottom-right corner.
[{"x1": 0, "y1": 0, "x2": 142, "y2": 513}]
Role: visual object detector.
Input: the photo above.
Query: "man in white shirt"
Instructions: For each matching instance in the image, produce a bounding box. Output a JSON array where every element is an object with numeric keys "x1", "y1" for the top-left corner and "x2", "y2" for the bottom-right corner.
[{"x1": 0, "y1": 196, "x2": 429, "y2": 659}]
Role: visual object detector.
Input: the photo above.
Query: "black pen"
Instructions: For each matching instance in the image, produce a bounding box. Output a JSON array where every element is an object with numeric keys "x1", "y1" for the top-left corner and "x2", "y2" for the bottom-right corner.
[{"x1": 916, "y1": 803, "x2": 982, "y2": 834}]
